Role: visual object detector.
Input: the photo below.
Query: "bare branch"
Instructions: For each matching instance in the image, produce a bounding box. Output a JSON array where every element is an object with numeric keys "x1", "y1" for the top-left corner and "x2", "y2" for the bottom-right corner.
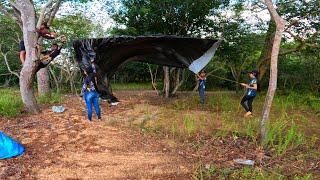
[
  {"x1": 37, "y1": 0, "x2": 54, "y2": 28},
  {"x1": 0, "y1": 4, "x2": 22, "y2": 28},
  {"x1": 47, "y1": 0, "x2": 62, "y2": 26},
  {"x1": 0, "y1": 48, "x2": 20, "y2": 78}
]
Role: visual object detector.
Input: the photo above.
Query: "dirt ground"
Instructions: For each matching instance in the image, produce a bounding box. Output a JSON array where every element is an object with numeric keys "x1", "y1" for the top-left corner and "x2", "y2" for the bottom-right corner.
[
  {"x1": 0, "y1": 90, "x2": 319, "y2": 179},
  {"x1": 0, "y1": 91, "x2": 193, "y2": 179}
]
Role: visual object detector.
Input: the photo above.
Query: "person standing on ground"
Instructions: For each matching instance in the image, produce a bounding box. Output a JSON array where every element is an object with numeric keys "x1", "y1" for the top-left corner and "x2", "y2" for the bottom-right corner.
[
  {"x1": 240, "y1": 70, "x2": 258, "y2": 117},
  {"x1": 197, "y1": 70, "x2": 207, "y2": 104},
  {"x1": 80, "y1": 73, "x2": 101, "y2": 122}
]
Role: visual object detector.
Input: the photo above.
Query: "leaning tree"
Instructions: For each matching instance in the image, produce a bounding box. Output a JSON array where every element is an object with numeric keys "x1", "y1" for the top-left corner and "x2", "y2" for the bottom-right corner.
[{"x1": 0, "y1": 0, "x2": 89, "y2": 113}]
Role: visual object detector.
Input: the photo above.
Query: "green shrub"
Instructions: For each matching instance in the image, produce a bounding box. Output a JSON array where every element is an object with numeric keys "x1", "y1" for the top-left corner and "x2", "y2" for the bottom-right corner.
[{"x1": 0, "y1": 89, "x2": 23, "y2": 117}]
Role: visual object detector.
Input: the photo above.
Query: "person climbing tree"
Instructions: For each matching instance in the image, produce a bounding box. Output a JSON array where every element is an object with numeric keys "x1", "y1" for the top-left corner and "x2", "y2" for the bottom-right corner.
[
  {"x1": 36, "y1": 23, "x2": 57, "y2": 39},
  {"x1": 240, "y1": 70, "x2": 259, "y2": 117},
  {"x1": 197, "y1": 70, "x2": 207, "y2": 104},
  {"x1": 19, "y1": 40, "x2": 26, "y2": 64},
  {"x1": 36, "y1": 43, "x2": 62, "y2": 72},
  {"x1": 80, "y1": 72, "x2": 101, "y2": 122}
]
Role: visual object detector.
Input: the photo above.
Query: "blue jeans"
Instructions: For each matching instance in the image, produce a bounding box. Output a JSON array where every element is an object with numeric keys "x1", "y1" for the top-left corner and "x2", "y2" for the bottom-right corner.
[
  {"x1": 199, "y1": 87, "x2": 205, "y2": 104},
  {"x1": 84, "y1": 91, "x2": 101, "y2": 121}
]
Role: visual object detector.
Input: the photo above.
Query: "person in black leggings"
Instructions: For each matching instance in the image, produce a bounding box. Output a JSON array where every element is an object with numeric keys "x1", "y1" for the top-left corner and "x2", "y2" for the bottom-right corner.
[{"x1": 240, "y1": 71, "x2": 258, "y2": 117}]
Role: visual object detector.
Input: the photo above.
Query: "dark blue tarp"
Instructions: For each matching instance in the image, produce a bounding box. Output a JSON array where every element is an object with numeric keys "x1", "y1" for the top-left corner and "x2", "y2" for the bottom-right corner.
[{"x1": 0, "y1": 131, "x2": 25, "y2": 159}]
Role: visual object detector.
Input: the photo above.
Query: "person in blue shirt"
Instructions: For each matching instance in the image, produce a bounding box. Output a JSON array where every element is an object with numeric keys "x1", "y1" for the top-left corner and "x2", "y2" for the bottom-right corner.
[
  {"x1": 240, "y1": 70, "x2": 258, "y2": 117},
  {"x1": 80, "y1": 72, "x2": 101, "y2": 122},
  {"x1": 197, "y1": 70, "x2": 207, "y2": 104}
]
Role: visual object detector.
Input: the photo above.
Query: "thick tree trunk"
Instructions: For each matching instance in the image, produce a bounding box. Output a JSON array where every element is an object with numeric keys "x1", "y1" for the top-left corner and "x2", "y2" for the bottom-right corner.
[
  {"x1": 18, "y1": 0, "x2": 40, "y2": 113},
  {"x1": 37, "y1": 67, "x2": 50, "y2": 95},
  {"x1": 163, "y1": 66, "x2": 170, "y2": 98},
  {"x1": 260, "y1": 0, "x2": 286, "y2": 141}
]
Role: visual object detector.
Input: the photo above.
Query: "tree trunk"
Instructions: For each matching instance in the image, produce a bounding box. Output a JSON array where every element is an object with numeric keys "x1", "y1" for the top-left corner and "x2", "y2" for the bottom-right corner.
[
  {"x1": 172, "y1": 69, "x2": 185, "y2": 95},
  {"x1": 49, "y1": 66, "x2": 59, "y2": 92},
  {"x1": 37, "y1": 67, "x2": 50, "y2": 95},
  {"x1": 18, "y1": 0, "x2": 40, "y2": 113},
  {"x1": 163, "y1": 66, "x2": 170, "y2": 98},
  {"x1": 257, "y1": 19, "x2": 276, "y2": 81},
  {"x1": 260, "y1": 0, "x2": 286, "y2": 142}
]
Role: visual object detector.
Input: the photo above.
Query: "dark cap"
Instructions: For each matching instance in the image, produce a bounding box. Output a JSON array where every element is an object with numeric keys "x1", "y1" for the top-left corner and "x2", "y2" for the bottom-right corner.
[{"x1": 248, "y1": 70, "x2": 258, "y2": 76}]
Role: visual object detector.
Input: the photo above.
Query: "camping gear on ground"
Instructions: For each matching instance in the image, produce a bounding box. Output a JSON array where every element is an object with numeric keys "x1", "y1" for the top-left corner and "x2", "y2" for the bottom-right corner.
[
  {"x1": 234, "y1": 159, "x2": 255, "y2": 166},
  {"x1": 52, "y1": 105, "x2": 65, "y2": 113},
  {"x1": 0, "y1": 131, "x2": 25, "y2": 159}
]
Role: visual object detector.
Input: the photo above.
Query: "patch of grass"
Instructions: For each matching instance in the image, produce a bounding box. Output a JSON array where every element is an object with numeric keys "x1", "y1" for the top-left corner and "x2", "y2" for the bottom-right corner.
[
  {"x1": 37, "y1": 91, "x2": 64, "y2": 104},
  {"x1": 183, "y1": 115, "x2": 196, "y2": 135},
  {"x1": 193, "y1": 164, "x2": 286, "y2": 180},
  {"x1": 294, "y1": 173, "x2": 313, "y2": 180},
  {"x1": 243, "y1": 117, "x2": 259, "y2": 142},
  {"x1": 263, "y1": 119, "x2": 305, "y2": 155},
  {"x1": 112, "y1": 83, "x2": 152, "y2": 90},
  {"x1": 171, "y1": 121, "x2": 178, "y2": 137},
  {"x1": 0, "y1": 88, "x2": 23, "y2": 117}
]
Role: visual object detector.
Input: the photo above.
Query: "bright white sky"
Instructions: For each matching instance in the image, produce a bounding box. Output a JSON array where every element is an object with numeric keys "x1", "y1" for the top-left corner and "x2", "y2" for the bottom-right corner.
[{"x1": 55, "y1": 0, "x2": 271, "y2": 34}]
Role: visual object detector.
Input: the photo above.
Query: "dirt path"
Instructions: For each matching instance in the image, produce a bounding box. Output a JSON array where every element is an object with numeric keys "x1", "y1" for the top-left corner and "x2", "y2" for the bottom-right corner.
[{"x1": 0, "y1": 92, "x2": 192, "y2": 179}]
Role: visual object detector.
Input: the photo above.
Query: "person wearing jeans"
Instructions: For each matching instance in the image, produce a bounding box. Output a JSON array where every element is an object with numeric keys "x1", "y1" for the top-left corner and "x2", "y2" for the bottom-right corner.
[
  {"x1": 197, "y1": 70, "x2": 206, "y2": 104},
  {"x1": 81, "y1": 74, "x2": 101, "y2": 121},
  {"x1": 240, "y1": 70, "x2": 258, "y2": 117}
]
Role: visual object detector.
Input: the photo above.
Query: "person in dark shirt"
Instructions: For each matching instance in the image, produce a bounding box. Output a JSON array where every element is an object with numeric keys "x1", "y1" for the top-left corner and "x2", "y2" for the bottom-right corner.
[
  {"x1": 197, "y1": 70, "x2": 207, "y2": 104},
  {"x1": 36, "y1": 43, "x2": 62, "y2": 71},
  {"x1": 240, "y1": 70, "x2": 258, "y2": 117},
  {"x1": 19, "y1": 40, "x2": 26, "y2": 64},
  {"x1": 80, "y1": 73, "x2": 101, "y2": 122}
]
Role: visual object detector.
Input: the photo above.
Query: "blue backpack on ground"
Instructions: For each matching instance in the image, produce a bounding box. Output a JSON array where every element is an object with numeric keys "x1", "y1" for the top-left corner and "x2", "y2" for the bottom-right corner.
[{"x1": 0, "y1": 131, "x2": 25, "y2": 159}]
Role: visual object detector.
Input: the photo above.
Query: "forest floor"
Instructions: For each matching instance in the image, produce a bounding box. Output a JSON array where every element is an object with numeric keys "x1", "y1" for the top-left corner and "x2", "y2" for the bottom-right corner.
[{"x1": 0, "y1": 90, "x2": 319, "y2": 179}]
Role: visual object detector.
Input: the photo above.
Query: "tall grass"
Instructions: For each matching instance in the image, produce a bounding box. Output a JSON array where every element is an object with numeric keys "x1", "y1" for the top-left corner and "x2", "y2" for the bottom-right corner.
[
  {"x1": 37, "y1": 91, "x2": 64, "y2": 104},
  {"x1": 263, "y1": 120, "x2": 305, "y2": 155},
  {"x1": 0, "y1": 88, "x2": 24, "y2": 117}
]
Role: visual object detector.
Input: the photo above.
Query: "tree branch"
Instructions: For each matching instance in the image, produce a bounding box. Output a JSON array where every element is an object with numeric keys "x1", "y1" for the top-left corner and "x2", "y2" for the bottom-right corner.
[
  {"x1": 37, "y1": 0, "x2": 54, "y2": 28},
  {"x1": 0, "y1": 4, "x2": 22, "y2": 28},
  {"x1": 47, "y1": 0, "x2": 62, "y2": 26},
  {"x1": 8, "y1": 0, "x2": 20, "y2": 10},
  {"x1": 0, "y1": 48, "x2": 20, "y2": 79}
]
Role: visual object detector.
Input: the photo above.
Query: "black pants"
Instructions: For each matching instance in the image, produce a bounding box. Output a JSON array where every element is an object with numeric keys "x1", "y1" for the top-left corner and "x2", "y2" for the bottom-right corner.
[{"x1": 241, "y1": 95, "x2": 255, "y2": 112}]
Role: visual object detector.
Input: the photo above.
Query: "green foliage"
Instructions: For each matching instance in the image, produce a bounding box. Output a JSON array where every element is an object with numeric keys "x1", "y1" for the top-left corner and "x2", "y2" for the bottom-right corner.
[
  {"x1": 294, "y1": 173, "x2": 313, "y2": 180},
  {"x1": 0, "y1": 15, "x2": 21, "y2": 85},
  {"x1": 109, "y1": 0, "x2": 229, "y2": 36},
  {"x1": 193, "y1": 165, "x2": 286, "y2": 179},
  {"x1": 112, "y1": 82, "x2": 152, "y2": 90},
  {"x1": 183, "y1": 115, "x2": 196, "y2": 135},
  {"x1": 170, "y1": 120, "x2": 178, "y2": 136},
  {"x1": 0, "y1": 89, "x2": 23, "y2": 117},
  {"x1": 263, "y1": 120, "x2": 305, "y2": 155},
  {"x1": 37, "y1": 92, "x2": 64, "y2": 104}
]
